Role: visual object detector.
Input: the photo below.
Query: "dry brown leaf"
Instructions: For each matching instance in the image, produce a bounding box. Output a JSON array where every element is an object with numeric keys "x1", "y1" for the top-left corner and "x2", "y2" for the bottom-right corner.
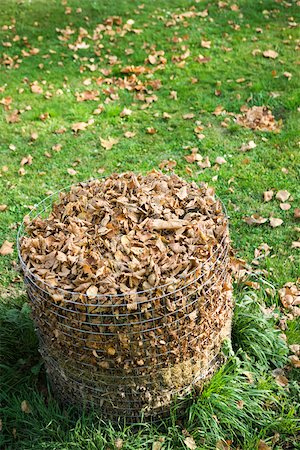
[
  {"x1": 72, "y1": 121, "x2": 91, "y2": 133},
  {"x1": 275, "y1": 374, "x2": 289, "y2": 387},
  {"x1": 86, "y1": 285, "x2": 98, "y2": 298},
  {"x1": 148, "y1": 54, "x2": 157, "y2": 65},
  {"x1": 176, "y1": 185, "x2": 188, "y2": 200},
  {"x1": 20, "y1": 155, "x2": 33, "y2": 166},
  {"x1": 269, "y1": 217, "x2": 283, "y2": 228},
  {"x1": 170, "y1": 90, "x2": 177, "y2": 100},
  {"x1": 216, "y1": 440, "x2": 231, "y2": 450},
  {"x1": 294, "y1": 208, "x2": 300, "y2": 219},
  {"x1": 263, "y1": 190, "x2": 273, "y2": 202},
  {"x1": 67, "y1": 168, "x2": 77, "y2": 176},
  {"x1": 6, "y1": 109, "x2": 20, "y2": 123},
  {"x1": 263, "y1": 49, "x2": 278, "y2": 59},
  {"x1": 31, "y1": 83, "x2": 43, "y2": 94},
  {"x1": 215, "y1": 156, "x2": 226, "y2": 165},
  {"x1": 100, "y1": 137, "x2": 119, "y2": 149},
  {"x1": 243, "y1": 215, "x2": 268, "y2": 225},
  {"x1": 124, "y1": 131, "x2": 136, "y2": 138},
  {"x1": 240, "y1": 140, "x2": 256, "y2": 152},
  {"x1": 280, "y1": 203, "x2": 291, "y2": 211},
  {"x1": 182, "y1": 113, "x2": 195, "y2": 120},
  {"x1": 152, "y1": 441, "x2": 163, "y2": 450},
  {"x1": 21, "y1": 400, "x2": 31, "y2": 413},
  {"x1": 258, "y1": 440, "x2": 272, "y2": 450},
  {"x1": 196, "y1": 55, "x2": 211, "y2": 63},
  {"x1": 31, "y1": 132, "x2": 39, "y2": 141},
  {"x1": 120, "y1": 107, "x2": 132, "y2": 118},
  {"x1": 75, "y1": 90, "x2": 99, "y2": 102},
  {"x1": 276, "y1": 190, "x2": 290, "y2": 202},
  {"x1": 0, "y1": 240, "x2": 14, "y2": 255},
  {"x1": 289, "y1": 355, "x2": 300, "y2": 368},
  {"x1": 283, "y1": 71, "x2": 292, "y2": 80},
  {"x1": 115, "y1": 438, "x2": 124, "y2": 449},
  {"x1": 146, "y1": 127, "x2": 157, "y2": 135},
  {"x1": 201, "y1": 40, "x2": 211, "y2": 49},
  {"x1": 159, "y1": 159, "x2": 177, "y2": 170},
  {"x1": 289, "y1": 344, "x2": 300, "y2": 355},
  {"x1": 184, "y1": 436, "x2": 197, "y2": 450},
  {"x1": 0, "y1": 205, "x2": 7, "y2": 212}
]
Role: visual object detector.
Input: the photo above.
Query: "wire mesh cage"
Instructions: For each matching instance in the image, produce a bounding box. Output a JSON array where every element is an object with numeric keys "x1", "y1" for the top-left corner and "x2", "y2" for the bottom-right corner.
[{"x1": 17, "y1": 177, "x2": 233, "y2": 421}]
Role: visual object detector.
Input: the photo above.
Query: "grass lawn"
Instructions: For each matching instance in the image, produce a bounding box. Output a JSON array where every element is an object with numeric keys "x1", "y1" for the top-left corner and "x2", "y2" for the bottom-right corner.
[{"x1": 0, "y1": 0, "x2": 299, "y2": 448}]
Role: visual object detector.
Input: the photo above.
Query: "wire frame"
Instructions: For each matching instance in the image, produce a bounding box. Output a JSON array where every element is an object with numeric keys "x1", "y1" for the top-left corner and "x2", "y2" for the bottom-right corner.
[{"x1": 17, "y1": 183, "x2": 233, "y2": 421}]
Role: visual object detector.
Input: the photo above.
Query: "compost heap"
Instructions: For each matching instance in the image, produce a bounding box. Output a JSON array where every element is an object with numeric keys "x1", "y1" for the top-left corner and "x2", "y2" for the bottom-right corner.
[
  {"x1": 20, "y1": 171, "x2": 232, "y2": 416},
  {"x1": 21, "y1": 171, "x2": 228, "y2": 297}
]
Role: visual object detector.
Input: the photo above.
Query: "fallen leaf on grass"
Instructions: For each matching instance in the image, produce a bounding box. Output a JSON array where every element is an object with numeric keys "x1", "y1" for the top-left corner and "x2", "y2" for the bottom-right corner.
[
  {"x1": 72, "y1": 120, "x2": 94, "y2": 133},
  {"x1": 31, "y1": 83, "x2": 43, "y2": 94},
  {"x1": 67, "y1": 168, "x2": 77, "y2": 176},
  {"x1": 240, "y1": 140, "x2": 256, "y2": 152},
  {"x1": 216, "y1": 439, "x2": 231, "y2": 450},
  {"x1": 0, "y1": 205, "x2": 7, "y2": 211},
  {"x1": 294, "y1": 209, "x2": 300, "y2": 219},
  {"x1": 159, "y1": 159, "x2": 177, "y2": 170},
  {"x1": 215, "y1": 156, "x2": 226, "y2": 165},
  {"x1": 276, "y1": 190, "x2": 290, "y2": 202},
  {"x1": 263, "y1": 50, "x2": 278, "y2": 59},
  {"x1": 283, "y1": 71, "x2": 292, "y2": 80},
  {"x1": 280, "y1": 203, "x2": 291, "y2": 211},
  {"x1": 120, "y1": 107, "x2": 132, "y2": 117},
  {"x1": 93, "y1": 104, "x2": 104, "y2": 115},
  {"x1": 278, "y1": 282, "x2": 300, "y2": 317},
  {"x1": 263, "y1": 190, "x2": 273, "y2": 202},
  {"x1": 100, "y1": 137, "x2": 119, "y2": 149},
  {"x1": 197, "y1": 156, "x2": 211, "y2": 169},
  {"x1": 146, "y1": 127, "x2": 157, "y2": 135},
  {"x1": 31, "y1": 132, "x2": 38, "y2": 141},
  {"x1": 115, "y1": 438, "x2": 124, "y2": 449},
  {"x1": 0, "y1": 240, "x2": 14, "y2": 255},
  {"x1": 196, "y1": 55, "x2": 211, "y2": 63},
  {"x1": 201, "y1": 39, "x2": 211, "y2": 49},
  {"x1": 269, "y1": 217, "x2": 283, "y2": 228},
  {"x1": 243, "y1": 215, "x2": 268, "y2": 225},
  {"x1": 182, "y1": 113, "x2": 195, "y2": 120},
  {"x1": 152, "y1": 440, "x2": 164, "y2": 450},
  {"x1": 21, "y1": 400, "x2": 31, "y2": 413},
  {"x1": 289, "y1": 355, "x2": 300, "y2": 368},
  {"x1": 274, "y1": 374, "x2": 289, "y2": 387},
  {"x1": 75, "y1": 90, "x2": 99, "y2": 102},
  {"x1": 184, "y1": 436, "x2": 197, "y2": 450},
  {"x1": 258, "y1": 440, "x2": 272, "y2": 450},
  {"x1": 6, "y1": 109, "x2": 20, "y2": 123},
  {"x1": 170, "y1": 90, "x2": 177, "y2": 100},
  {"x1": 291, "y1": 241, "x2": 300, "y2": 249},
  {"x1": 20, "y1": 155, "x2": 33, "y2": 166},
  {"x1": 124, "y1": 131, "x2": 136, "y2": 138}
]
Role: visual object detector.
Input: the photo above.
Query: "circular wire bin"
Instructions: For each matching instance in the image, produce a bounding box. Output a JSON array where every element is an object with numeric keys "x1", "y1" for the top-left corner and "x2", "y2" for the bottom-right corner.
[{"x1": 17, "y1": 185, "x2": 233, "y2": 422}]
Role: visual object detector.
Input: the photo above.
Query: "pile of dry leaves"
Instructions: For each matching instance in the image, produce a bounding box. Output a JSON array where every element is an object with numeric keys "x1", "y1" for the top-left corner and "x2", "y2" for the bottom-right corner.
[
  {"x1": 236, "y1": 106, "x2": 281, "y2": 132},
  {"x1": 20, "y1": 171, "x2": 233, "y2": 419},
  {"x1": 21, "y1": 171, "x2": 228, "y2": 297}
]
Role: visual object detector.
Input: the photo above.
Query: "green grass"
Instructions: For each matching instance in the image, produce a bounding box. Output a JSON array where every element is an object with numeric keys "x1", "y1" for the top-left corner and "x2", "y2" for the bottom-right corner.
[{"x1": 0, "y1": 0, "x2": 299, "y2": 448}]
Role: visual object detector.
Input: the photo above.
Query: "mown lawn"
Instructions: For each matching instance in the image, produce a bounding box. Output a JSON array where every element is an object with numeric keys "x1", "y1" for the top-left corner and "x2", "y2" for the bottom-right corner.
[{"x1": 0, "y1": 0, "x2": 299, "y2": 449}]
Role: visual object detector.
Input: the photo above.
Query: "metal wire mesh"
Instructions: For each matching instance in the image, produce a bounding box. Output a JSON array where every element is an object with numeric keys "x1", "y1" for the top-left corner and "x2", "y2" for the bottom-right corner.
[{"x1": 18, "y1": 186, "x2": 233, "y2": 421}]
